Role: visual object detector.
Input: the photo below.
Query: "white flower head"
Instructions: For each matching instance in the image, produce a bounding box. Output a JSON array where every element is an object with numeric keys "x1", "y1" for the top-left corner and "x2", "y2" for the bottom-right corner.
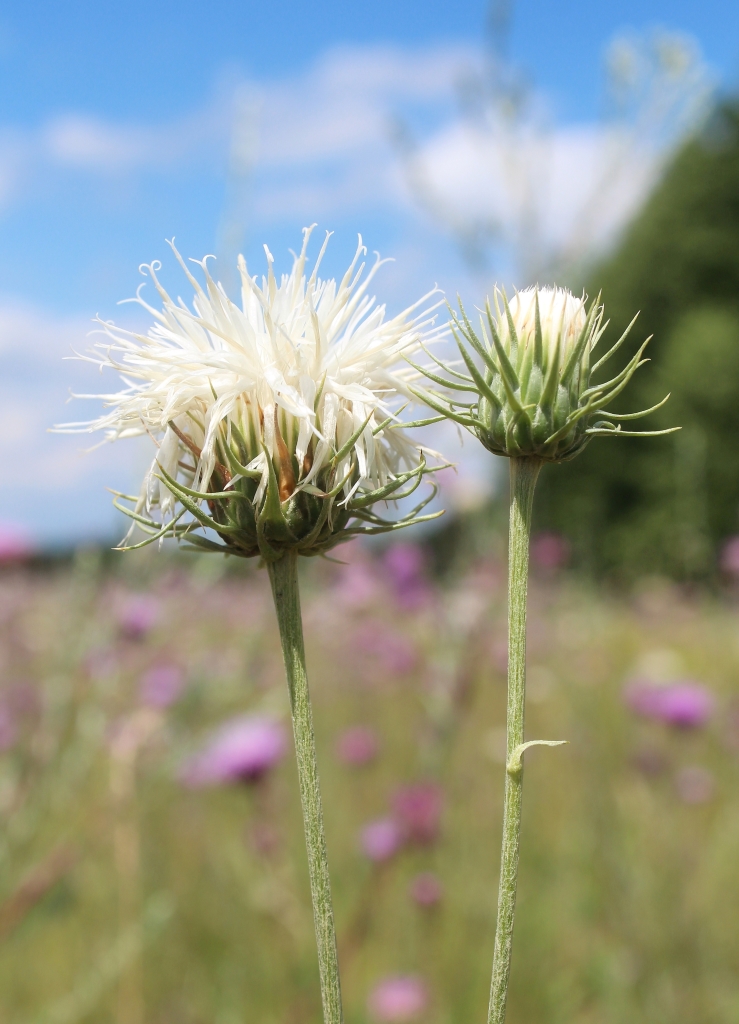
[{"x1": 60, "y1": 227, "x2": 448, "y2": 559}]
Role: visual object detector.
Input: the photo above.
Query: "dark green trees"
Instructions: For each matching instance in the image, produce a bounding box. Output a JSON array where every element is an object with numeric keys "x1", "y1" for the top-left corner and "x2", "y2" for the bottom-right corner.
[{"x1": 537, "y1": 101, "x2": 739, "y2": 579}]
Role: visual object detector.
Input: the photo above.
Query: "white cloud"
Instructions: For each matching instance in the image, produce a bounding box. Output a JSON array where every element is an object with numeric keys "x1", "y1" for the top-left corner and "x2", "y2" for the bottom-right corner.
[
  {"x1": 43, "y1": 101, "x2": 229, "y2": 173},
  {"x1": 0, "y1": 303, "x2": 147, "y2": 542},
  {"x1": 45, "y1": 116, "x2": 154, "y2": 170},
  {"x1": 255, "y1": 44, "x2": 475, "y2": 166},
  {"x1": 410, "y1": 120, "x2": 661, "y2": 271},
  {"x1": 0, "y1": 300, "x2": 83, "y2": 358}
]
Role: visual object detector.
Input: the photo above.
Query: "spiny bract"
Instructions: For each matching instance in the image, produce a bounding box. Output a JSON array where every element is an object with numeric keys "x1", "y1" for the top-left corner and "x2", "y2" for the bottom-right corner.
[{"x1": 411, "y1": 286, "x2": 677, "y2": 462}]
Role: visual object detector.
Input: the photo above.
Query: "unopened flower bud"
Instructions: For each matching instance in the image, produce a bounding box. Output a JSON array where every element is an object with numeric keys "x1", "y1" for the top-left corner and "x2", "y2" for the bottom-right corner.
[{"x1": 412, "y1": 286, "x2": 677, "y2": 462}]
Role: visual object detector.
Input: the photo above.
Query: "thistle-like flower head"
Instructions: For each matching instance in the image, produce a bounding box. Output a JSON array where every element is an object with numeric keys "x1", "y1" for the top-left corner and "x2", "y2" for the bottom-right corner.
[
  {"x1": 411, "y1": 285, "x2": 677, "y2": 462},
  {"x1": 60, "y1": 227, "x2": 447, "y2": 559}
]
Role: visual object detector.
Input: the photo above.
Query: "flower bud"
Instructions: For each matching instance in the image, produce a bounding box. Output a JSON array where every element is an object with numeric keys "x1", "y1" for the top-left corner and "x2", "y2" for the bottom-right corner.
[{"x1": 412, "y1": 286, "x2": 676, "y2": 462}]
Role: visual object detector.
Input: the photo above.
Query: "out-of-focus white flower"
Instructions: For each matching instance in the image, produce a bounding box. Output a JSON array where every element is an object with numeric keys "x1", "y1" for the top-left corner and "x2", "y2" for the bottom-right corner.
[{"x1": 59, "y1": 227, "x2": 448, "y2": 559}]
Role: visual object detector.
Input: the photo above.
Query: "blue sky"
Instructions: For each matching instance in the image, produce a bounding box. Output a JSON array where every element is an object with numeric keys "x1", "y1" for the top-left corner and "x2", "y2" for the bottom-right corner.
[
  {"x1": 3, "y1": 0, "x2": 737, "y2": 121},
  {"x1": 1, "y1": 0, "x2": 737, "y2": 546}
]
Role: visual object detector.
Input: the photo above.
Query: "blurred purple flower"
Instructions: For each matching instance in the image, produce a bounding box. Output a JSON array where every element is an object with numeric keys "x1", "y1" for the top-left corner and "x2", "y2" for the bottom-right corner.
[
  {"x1": 354, "y1": 623, "x2": 417, "y2": 676},
  {"x1": 117, "y1": 595, "x2": 160, "y2": 639},
  {"x1": 336, "y1": 726, "x2": 379, "y2": 766},
  {"x1": 393, "y1": 782, "x2": 443, "y2": 844},
  {"x1": 0, "y1": 523, "x2": 33, "y2": 563},
  {"x1": 624, "y1": 680, "x2": 714, "y2": 729},
  {"x1": 367, "y1": 976, "x2": 429, "y2": 1022},
  {"x1": 720, "y1": 535, "x2": 739, "y2": 577},
  {"x1": 530, "y1": 531, "x2": 570, "y2": 573},
  {"x1": 408, "y1": 871, "x2": 443, "y2": 907},
  {"x1": 181, "y1": 715, "x2": 286, "y2": 787},
  {"x1": 360, "y1": 818, "x2": 403, "y2": 862},
  {"x1": 382, "y1": 544, "x2": 432, "y2": 609},
  {"x1": 675, "y1": 765, "x2": 715, "y2": 804},
  {"x1": 139, "y1": 664, "x2": 185, "y2": 708}
]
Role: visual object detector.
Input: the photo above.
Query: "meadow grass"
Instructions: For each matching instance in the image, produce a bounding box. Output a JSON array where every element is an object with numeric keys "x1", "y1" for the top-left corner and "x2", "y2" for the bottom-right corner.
[{"x1": 0, "y1": 544, "x2": 738, "y2": 1023}]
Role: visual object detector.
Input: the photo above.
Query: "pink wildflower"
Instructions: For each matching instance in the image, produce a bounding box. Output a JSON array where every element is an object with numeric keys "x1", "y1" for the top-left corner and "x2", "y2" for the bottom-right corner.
[
  {"x1": 139, "y1": 664, "x2": 185, "y2": 708},
  {"x1": 409, "y1": 871, "x2": 443, "y2": 907},
  {"x1": 360, "y1": 818, "x2": 403, "y2": 862},
  {"x1": 382, "y1": 544, "x2": 432, "y2": 609},
  {"x1": 181, "y1": 715, "x2": 286, "y2": 787},
  {"x1": 0, "y1": 523, "x2": 33, "y2": 563},
  {"x1": 117, "y1": 595, "x2": 160, "y2": 639},
  {"x1": 530, "y1": 531, "x2": 570, "y2": 572},
  {"x1": 368, "y1": 976, "x2": 428, "y2": 1022},
  {"x1": 336, "y1": 726, "x2": 379, "y2": 766},
  {"x1": 624, "y1": 680, "x2": 714, "y2": 729},
  {"x1": 393, "y1": 782, "x2": 443, "y2": 844}
]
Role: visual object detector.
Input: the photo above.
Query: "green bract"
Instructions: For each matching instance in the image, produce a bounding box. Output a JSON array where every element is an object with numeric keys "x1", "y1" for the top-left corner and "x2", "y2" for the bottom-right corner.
[
  {"x1": 410, "y1": 286, "x2": 677, "y2": 463},
  {"x1": 113, "y1": 410, "x2": 440, "y2": 562}
]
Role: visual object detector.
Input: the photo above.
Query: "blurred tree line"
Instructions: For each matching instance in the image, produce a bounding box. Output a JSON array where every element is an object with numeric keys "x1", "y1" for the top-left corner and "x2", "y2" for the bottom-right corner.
[{"x1": 535, "y1": 100, "x2": 739, "y2": 581}]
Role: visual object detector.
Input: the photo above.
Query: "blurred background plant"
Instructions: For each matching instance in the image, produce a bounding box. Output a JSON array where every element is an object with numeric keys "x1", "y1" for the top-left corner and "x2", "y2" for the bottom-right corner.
[
  {"x1": 393, "y1": 4, "x2": 713, "y2": 285},
  {"x1": 537, "y1": 100, "x2": 739, "y2": 579},
  {"x1": 3, "y1": 541, "x2": 739, "y2": 1023}
]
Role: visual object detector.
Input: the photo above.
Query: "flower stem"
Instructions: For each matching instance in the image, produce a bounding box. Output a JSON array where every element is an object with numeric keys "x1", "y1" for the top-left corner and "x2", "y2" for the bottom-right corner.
[
  {"x1": 268, "y1": 550, "x2": 344, "y2": 1024},
  {"x1": 488, "y1": 456, "x2": 542, "y2": 1024}
]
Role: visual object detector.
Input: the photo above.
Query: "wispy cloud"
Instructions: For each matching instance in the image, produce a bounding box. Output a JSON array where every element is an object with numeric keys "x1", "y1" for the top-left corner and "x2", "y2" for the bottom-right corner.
[
  {"x1": 0, "y1": 40, "x2": 661, "y2": 261},
  {"x1": 256, "y1": 43, "x2": 474, "y2": 166},
  {"x1": 43, "y1": 102, "x2": 228, "y2": 173},
  {"x1": 0, "y1": 44, "x2": 473, "y2": 190}
]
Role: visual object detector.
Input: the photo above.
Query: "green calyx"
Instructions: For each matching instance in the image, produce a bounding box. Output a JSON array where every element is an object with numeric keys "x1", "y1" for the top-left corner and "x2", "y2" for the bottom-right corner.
[
  {"x1": 410, "y1": 288, "x2": 678, "y2": 463},
  {"x1": 112, "y1": 408, "x2": 441, "y2": 561}
]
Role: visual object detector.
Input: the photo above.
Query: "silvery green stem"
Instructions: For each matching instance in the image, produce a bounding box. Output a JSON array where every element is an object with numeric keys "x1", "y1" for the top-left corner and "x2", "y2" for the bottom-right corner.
[
  {"x1": 268, "y1": 551, "x2": 343, "y2": 1024},
  {"x1": 488, "y1": 456, "x2": 542, "y2": 1024}
]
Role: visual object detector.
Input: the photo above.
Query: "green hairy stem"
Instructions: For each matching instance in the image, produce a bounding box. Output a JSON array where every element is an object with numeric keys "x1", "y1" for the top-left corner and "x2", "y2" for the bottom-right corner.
[
  {"x1": 268, "y1": 551, "x2": 344, "y2": 1024},
  {"x1": 488, "y1": 456, "x2": 542, "y2": 1024}
]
